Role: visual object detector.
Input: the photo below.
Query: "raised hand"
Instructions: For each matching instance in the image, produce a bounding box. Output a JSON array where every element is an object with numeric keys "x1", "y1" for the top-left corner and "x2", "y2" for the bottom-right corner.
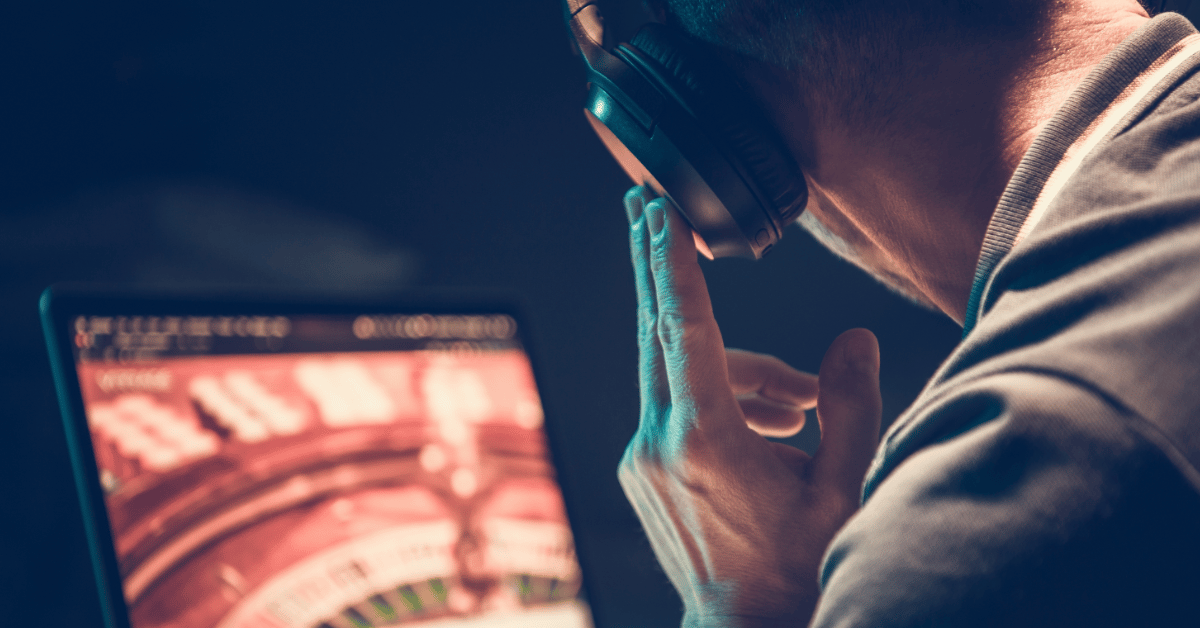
[{"x1": 618, "y1": 187, "x2": 882, "y2": 627}]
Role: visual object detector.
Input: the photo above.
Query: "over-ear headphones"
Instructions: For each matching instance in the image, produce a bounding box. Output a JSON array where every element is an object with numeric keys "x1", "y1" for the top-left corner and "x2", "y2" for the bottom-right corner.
[{"x1": 564, "y1": 0, "x2": 807, "y2": 259}]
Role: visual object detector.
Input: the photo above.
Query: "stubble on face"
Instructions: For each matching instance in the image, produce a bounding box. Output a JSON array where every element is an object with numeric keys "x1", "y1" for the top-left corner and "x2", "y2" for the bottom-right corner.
[{"x1": 795, "y1": 208, "x2": 941, "y2": 313}]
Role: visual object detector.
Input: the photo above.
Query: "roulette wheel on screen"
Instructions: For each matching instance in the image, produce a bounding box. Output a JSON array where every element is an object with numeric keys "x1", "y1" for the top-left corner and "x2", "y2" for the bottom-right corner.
[{"x1": 81, "y1": 348, "x2": 584, "y2": 628}]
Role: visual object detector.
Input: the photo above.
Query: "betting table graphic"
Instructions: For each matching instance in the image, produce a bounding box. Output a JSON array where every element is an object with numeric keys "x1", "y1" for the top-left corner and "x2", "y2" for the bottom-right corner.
[{"x1": 71, "y1": 313, "x2": 590, "y2": 628}]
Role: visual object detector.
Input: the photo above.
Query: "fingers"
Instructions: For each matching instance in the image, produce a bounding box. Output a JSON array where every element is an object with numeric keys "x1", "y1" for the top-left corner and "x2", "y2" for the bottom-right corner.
[
  {"x1": 645, "y1": 196, "x2": 737, "y2": 425},
  {"x1": 728, "y1": 348, "x2": 818, "y2": 437},
  {"x1": 727, "y1": 349, "x2": 819, "y2": 407},
  {"x1": 738, "y1": 395, "x2": 807, "y2": 437},
  {"x1": 812, "y1": 328, "x2": 882, "y2": 495},
  {"x1": 626, "y1": 186, "x2": 670, "y2": 415}
]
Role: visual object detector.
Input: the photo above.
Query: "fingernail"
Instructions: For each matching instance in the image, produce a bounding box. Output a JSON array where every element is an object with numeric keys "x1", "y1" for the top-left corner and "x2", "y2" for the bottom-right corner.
[
  {"x1": 646, "y1": 199, "x2": 666, "y2": 236},
  {"x1": 624, "y1": 187, "x2": 647, "y2": 223}
]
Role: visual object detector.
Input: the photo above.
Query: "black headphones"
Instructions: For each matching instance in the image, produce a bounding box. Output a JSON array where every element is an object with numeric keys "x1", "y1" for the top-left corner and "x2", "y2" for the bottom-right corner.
[{"x1": 564, "y1": 0, "x2": 807, "y2": 259}]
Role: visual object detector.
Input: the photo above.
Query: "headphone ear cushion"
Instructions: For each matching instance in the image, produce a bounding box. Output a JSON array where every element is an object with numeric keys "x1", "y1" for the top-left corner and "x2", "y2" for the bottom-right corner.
[{"x1": 629, "y1": 23, "x2": 806, "y2": 223}]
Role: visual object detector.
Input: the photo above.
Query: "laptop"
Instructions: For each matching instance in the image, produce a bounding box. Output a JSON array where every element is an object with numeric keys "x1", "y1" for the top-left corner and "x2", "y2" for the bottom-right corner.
[{"x1": 41, "y1": 286, "x2": 597, "y2": 628}]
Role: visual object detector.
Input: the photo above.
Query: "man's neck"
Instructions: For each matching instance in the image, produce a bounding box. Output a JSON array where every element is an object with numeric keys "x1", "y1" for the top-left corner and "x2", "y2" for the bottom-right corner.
[{"x1": 745, "y1": 1, "x2": 1150, "y2": 323}]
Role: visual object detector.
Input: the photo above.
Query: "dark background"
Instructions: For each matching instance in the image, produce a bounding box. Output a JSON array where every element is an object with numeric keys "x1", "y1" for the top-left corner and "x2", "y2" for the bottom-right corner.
[{"x1": 15, "y1": 0, "x2": 1163, "y2": 625}]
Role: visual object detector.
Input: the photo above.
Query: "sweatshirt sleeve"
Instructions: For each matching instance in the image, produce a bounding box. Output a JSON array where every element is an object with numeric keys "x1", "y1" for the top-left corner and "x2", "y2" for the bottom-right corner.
[{"x1": 811, "y1": 370, "x2": 1200, "y2": 628}]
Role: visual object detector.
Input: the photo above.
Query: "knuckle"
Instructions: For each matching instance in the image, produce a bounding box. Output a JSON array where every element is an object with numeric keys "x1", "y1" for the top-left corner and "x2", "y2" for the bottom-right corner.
[
  {"x1": 619, "y1": 425, "x2": 726, "y2": 493},
  {"x1": 617, "y1": 457, "x2": 647, "y2": 493},
  {"x1": 680, "y1": 426, "x2": 715, "y2": 459},
  {"x1": 623, "y1": 431, "x2": 665, "y2": 464},
  {"x1": 622, "y1": 427, "x2": 689, "y2": 472},
  {"x1": 629, "y1": 221, "x2": 649, "y2": 249},
  {"x1": 655, "y1": 307, "x2": 695, "y2": 351},
  {"x1": 658, "y1": 319, "x2": 716, "y2": 377},
  {"x1": 618, "y1": 437, "x2": 660, "y2": 486},
  {"x1": 649, "y1": 233, "x2": 674, "y2": 271},
  {"x1": 637, "y1": 309, "x2": 658, "y2": 342}
]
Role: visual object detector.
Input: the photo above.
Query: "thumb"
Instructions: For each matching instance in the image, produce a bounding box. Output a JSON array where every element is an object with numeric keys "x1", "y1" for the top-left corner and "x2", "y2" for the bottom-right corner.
[{"x1": 812, "y1": 328, "x2": 882, "y2": 497}]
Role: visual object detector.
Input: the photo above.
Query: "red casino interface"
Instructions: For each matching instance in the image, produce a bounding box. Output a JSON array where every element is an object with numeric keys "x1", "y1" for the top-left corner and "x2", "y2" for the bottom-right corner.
[{"x1": 70, "y1": 312, "x2": 591, "y2": 628}]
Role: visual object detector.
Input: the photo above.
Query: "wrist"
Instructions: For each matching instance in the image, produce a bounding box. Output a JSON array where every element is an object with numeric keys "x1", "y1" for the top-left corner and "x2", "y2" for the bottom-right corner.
[{"x1": 679, "y1": 576, "x2": 819, "y2": 628}]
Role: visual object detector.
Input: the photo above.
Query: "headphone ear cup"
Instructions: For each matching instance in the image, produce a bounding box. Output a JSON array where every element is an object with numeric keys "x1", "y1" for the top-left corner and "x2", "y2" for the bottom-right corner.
[{"x1": 627, "y1": 24, "x2": 807, "y2": 227}]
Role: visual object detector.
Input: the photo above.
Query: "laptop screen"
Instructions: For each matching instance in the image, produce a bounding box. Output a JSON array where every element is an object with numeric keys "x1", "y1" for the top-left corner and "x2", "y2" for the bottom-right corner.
[{"x1": 65, "y1": 309, "x2": 592, "y2": 628}]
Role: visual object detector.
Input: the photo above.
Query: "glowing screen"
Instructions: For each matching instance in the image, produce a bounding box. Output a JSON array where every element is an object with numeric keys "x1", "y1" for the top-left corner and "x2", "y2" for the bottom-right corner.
[{"x1": 70, "y1": 312, "x2": 592, "y2": 628}]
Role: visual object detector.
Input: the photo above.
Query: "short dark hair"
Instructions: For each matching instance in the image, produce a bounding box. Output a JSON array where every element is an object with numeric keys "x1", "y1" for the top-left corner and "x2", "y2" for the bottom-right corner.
[{"x1": 651, "y1": 0, "x2": 1049, "y2": 125}]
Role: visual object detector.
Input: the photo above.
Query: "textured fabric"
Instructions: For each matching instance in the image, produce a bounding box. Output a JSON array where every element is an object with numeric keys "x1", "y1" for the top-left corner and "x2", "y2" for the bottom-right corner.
[
  {"x1": 962, "y1": 14, "x2": 1200, "y2": 330},
  {"x1": 815, "y1": 13, "x2": 1200, "y2": 626}
]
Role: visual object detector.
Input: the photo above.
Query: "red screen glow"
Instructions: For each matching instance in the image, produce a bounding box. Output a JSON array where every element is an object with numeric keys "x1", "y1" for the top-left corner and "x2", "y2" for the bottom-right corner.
[{"x1": 75, "y1": 340, "x2": 590, "y2": 628}]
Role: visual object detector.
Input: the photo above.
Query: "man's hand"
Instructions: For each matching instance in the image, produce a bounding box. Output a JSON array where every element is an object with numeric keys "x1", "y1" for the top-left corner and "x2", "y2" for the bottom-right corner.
[{"x1": 618, "y1": 187, "x2": 882, "y2": 627}]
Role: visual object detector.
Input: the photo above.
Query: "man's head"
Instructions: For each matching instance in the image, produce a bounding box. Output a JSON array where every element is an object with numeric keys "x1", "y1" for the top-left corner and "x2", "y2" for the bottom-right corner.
[
  {"x1": 643, "y1": 0, "x2": 1150, "y2": 322},
  {"x1": 648, "y1": 0, "x2": 1049, "y2": 127}
]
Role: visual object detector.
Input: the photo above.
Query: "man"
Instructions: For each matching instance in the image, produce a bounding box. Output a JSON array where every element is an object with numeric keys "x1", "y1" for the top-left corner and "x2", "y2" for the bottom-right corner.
[{"x1": 616, "y1": 0, "x2": 1200, "y2": 625}]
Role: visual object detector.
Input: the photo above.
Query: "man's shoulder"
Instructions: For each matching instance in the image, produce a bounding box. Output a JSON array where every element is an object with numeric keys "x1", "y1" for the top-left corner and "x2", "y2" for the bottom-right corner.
[
  {"x1": 818, "y1": 371, "x2": 1200, "y2": 628},
  {"x1": 901, "y1": 64, "x2": 1200, "y2": 495},
  {"x1": 982, "y1": 66, "x2": 1200, "y2": 438},
  {"x1": 859, "y1": 75, "x2": 1200, "y2": 540}
]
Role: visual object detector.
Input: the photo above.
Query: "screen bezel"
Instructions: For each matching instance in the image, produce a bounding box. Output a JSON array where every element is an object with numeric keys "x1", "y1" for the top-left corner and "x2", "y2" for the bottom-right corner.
[{"x1": 40, "y1": 284, "x2": 599, "y2": 628}]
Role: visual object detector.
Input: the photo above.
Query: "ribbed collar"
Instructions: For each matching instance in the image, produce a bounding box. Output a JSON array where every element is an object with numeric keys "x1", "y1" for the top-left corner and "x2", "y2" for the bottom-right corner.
[{"x1": 962, "y1": 13, "x2": 1200, "y2": 336}]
